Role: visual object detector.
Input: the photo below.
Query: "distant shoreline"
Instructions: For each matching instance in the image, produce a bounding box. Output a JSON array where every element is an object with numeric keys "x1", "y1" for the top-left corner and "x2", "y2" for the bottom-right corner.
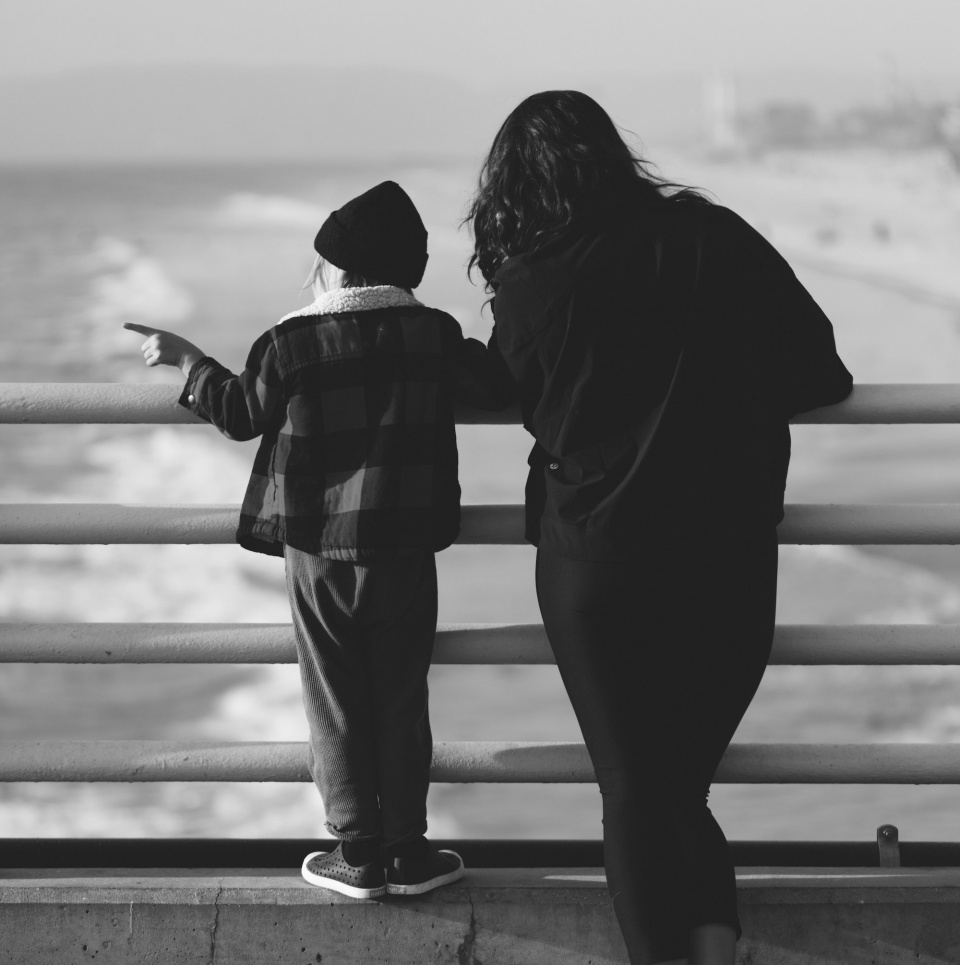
[{"x1": 787, "y1": 249, "x2": 960, "y2": 314}]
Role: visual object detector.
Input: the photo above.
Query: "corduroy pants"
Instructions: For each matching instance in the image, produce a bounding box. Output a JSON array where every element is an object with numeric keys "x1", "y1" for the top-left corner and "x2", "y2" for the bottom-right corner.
[
  {"x1": 535, "y1": 526, "x2": 777, "y2": 965},
  {"x1": 284, "y1": 546, "x2": 437, "y2": 848}
]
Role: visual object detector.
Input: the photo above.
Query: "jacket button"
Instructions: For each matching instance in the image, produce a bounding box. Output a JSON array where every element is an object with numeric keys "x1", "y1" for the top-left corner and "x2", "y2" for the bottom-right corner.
[
  {"x1": 549, "y1": 462, "x2": 559, "y2": 470},
  {"x1": 187, "y1": 394, "x2": 196, "y2": 404}
]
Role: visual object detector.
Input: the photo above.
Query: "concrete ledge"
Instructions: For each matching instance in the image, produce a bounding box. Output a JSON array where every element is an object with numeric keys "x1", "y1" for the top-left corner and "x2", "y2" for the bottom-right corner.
[{"x1": 2, "y1": 867, "x2": 960, "y2": 964}]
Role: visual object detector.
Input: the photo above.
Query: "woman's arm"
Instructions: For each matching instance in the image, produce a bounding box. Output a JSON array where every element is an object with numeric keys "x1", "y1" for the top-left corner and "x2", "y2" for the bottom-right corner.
[
  {"x1": 449, "y1": 333, "x2": 518, "y2": 411},
  {"x1": 704, "y1": 208, "x2": 854, "y2": 418},
  {"x1": 486, "y1": 282, "x2": 549, "y2": 437},
  {"x1": 772, "y1": 264, "x2": 854, "y2": 418}
]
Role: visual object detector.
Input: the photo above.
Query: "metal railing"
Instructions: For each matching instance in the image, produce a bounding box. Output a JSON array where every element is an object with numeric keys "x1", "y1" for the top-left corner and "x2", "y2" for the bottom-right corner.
[{"x1": 3, "y1": 382, "x2": 960, "y2": 790}]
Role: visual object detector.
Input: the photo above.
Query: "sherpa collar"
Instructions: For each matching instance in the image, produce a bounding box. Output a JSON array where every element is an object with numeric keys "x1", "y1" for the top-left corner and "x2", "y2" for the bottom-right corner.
[{"x1": 280, "y1": 286, "x2": 422, "y2": 322}]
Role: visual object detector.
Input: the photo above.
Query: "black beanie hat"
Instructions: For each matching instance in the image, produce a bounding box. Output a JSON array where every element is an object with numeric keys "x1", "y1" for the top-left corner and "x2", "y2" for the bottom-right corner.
[{"x1": 313, "y1": 181, "x2": 428, "y2": 289}]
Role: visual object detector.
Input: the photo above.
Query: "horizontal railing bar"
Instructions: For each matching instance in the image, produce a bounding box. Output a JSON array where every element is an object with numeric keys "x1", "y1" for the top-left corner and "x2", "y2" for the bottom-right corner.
[
  {"x1": 770, "y1": 624, "x2": 960, "y2": 664},
  {"x1": 0, "y1": 384, "x2": 206, "y2": 426},
  {"x1": 793, "y1": 383, "x2": 960, "y2": 424},
  {"x1": 780, "y1": 504, "x2": 960, "y2": 544},
  {"x1": 5, "y1": 741, "x2": 960, "y2": 784},
  {"x1": 3, "y1": 383, "x2": 960, "y2": 425},
  {"x1": 4, "y1": 503, "x2": 960, "y2": 545},
  {"x1": 4, "y1": 623, "x2": 960, "y2": 665},
  {"x1": 0, "y1": 623, "x2": 552, "y2": 664},
  {"x1": 17, "y1": 836, "x2": 960, "y2": 870},
  {"x1": 22, "y1": 837, "x2": 956, "y2": 870},
  {"x1": 0, "y1": 504, "x2": 526, "y2": 544},
  {"x1": 0, "y1": 383, "x2": 519, "y2": 426}
]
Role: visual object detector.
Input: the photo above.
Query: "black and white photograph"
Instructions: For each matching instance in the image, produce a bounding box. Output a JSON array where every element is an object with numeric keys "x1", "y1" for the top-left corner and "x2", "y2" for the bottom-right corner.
[{"x1": 2, "y1": 2, "x2": 960, "y2": 962}]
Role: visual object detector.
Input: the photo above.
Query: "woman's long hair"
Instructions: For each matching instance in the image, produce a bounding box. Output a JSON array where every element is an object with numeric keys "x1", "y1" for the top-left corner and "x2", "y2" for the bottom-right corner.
[{"x1": 466, "y1": 90, "x2": 709, "y2": 286}]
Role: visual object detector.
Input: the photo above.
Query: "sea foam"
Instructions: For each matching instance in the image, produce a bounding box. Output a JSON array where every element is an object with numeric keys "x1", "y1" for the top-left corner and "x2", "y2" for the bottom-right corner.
[
  {"x1": 56, "y1": 235, "x2": 200, "y2": 370},
  {"x1": 86, "y1": 236, "x2": 195, "y2": 328}
]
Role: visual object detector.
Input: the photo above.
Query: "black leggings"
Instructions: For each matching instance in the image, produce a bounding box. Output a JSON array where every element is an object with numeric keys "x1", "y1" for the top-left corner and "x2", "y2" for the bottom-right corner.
[{"x1": 536, "y1": 530, "x2": 777, "y2": 965}]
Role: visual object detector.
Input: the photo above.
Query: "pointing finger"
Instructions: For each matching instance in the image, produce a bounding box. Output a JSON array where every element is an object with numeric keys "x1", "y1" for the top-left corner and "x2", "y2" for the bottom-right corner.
[{"x1": 123, "y1": 322, "x2": 158, "y2": 336}]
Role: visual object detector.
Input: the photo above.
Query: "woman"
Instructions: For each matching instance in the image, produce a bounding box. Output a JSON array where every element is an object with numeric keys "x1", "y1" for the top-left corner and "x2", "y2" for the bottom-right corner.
[{"x1": 467, "y1": 91, "x2": 852, "y2": 965}]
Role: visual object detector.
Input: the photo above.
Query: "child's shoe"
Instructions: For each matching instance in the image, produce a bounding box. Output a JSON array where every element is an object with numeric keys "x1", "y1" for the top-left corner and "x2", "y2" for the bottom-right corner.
[
  {"x1": 386, "y1": 838, "x2": 465, "y2": 896},
  {"x1": 301, "y1": 843, "x2": 386, "y2": 899}
]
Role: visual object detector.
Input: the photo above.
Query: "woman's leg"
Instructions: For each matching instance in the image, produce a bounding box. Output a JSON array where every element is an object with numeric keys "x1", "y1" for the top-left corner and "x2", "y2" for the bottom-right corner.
[
  {"x1": 653, "y1": 925, "x2": 738, "y2": 965},
  {"x1": 535, "y1": 531, "x2": 776, "y2": 965}
]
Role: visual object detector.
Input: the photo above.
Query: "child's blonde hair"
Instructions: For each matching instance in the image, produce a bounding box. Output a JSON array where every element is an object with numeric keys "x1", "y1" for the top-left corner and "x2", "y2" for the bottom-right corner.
[
  {"x1": 303, "y1": 255, "x2": 345, "y2": 297},
  {"x1": 303, "y1": 254, "x2": 412, "y2": 298}
]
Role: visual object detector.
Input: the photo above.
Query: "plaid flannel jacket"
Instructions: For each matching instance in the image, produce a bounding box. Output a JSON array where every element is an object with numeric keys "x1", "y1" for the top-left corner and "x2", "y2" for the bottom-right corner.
[{"x1": 179, "y1": 292, "x2": 514, "y2": 560}]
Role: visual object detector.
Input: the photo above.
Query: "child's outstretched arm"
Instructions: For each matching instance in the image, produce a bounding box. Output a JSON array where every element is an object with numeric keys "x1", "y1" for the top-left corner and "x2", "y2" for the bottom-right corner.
[
  {"x1": 123, "y1": 322, "x2": 205, "y2": 378},
  {"x1": 123, "y1": 323, "x2": 283, "y2": 442}
]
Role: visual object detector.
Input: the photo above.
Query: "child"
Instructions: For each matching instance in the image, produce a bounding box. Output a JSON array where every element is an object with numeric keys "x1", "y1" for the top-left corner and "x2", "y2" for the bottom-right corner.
[{"x1": 125, "y1": 181, "x2": 514, "y2": 899}]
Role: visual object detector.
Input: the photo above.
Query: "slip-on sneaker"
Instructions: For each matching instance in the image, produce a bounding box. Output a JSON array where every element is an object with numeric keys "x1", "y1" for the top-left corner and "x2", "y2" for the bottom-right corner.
[
  {"x1": 301, "y1": 844, "x2": 386, "y2": 899},
  {"x1": 387, "y1": 845, "x2": 464, "y2": 896}
]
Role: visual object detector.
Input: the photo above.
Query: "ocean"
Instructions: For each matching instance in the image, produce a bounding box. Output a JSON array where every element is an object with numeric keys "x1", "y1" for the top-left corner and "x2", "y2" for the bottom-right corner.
[{"x1": 4, "y1": 151, "x2": 960, "y2": 843}]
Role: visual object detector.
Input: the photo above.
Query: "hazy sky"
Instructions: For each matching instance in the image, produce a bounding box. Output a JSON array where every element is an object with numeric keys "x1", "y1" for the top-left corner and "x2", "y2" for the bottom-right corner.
[
  {"x1": 3, "y1": 0, "x2": 958, "y2": 162},
  {"x1": 2, "y1": 0, "x2": 959, "y2": 84}
]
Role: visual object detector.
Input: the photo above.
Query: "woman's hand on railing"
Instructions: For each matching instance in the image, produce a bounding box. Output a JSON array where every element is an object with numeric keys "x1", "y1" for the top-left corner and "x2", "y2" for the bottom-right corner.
[{"x1": 122, "y1": 322, "x2": 205, "y2": 378}]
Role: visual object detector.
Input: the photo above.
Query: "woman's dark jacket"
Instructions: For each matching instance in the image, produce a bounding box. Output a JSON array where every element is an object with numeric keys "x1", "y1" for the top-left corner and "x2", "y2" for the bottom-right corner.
[{"x1": 490, "y1": 197, "x2": 854, "y2": 561}]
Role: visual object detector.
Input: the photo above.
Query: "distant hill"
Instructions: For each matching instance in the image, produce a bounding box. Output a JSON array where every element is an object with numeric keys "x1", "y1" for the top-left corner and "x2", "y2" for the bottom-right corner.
[
  {"x1": 3, "y1": 65, "x2": 957, "y2": 164},
  {"x1": 0, "y1": 66, "x2": 499, "y2": 163},
  {"x1": 0, "y1": 65, "x2": 706, "y2": 163}
]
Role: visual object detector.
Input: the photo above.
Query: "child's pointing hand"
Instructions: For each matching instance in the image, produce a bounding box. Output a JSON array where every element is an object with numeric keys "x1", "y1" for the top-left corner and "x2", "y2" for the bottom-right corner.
[{"x1": 123, "y1": 322, "x2": 204, "y2": 377}]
